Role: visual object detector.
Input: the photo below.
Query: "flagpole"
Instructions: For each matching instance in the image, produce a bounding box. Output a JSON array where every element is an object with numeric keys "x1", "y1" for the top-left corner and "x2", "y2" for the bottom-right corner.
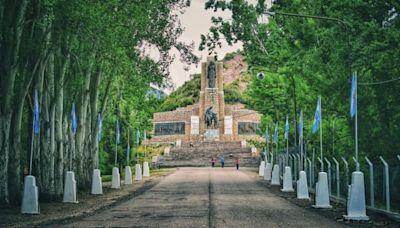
[
  {"x1": 71, "y1": 134, "x2": 75, "y2": 171},
  {"x1": 29, "y1": 114, "x2": 35, "y2": 176},
  {"x1": 319, "y1": 96, "x2": 324, "y2": 172},
  {"x1": 127, "y1": 128, "x2": 130, "y2": 166},
  {"x1": 115, "y1": 120, "x2": 118, "y2": 167},
  {"x1": 266, "y1": 127, "x2": 269, "y2": 163},
  {"x1": 355, "y1": 72, "x2": 359, "y2": 171},
  {"x1": 144, "y1": 131, "x2": 146, "y2": 163}
]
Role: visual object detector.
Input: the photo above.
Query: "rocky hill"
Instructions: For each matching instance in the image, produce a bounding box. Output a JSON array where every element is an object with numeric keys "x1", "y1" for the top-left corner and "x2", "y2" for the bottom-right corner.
[{"x1": 160, "y1": 52, "x2": 249, "y2": 112}]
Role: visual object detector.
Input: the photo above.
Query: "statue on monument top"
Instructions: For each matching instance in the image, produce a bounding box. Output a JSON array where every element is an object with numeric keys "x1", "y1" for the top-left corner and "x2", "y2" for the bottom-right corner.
[
  {"x1": 207, "y1": 61, "x2": 216, "y2": 88},
  {"x1": 205, "y1": 106, "x2": 218, "y2": 128}
]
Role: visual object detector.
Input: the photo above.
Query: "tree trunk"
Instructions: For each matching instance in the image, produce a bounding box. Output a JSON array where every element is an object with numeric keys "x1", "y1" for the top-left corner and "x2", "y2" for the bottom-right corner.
[
  {"x1": 8, "y1": 71, "x2": 33, "y2": 205},
  {"x1": 0, "y1": 0, "x2": 28, "y2": 205},
  {"x1": 54, "y1": 51, "x2": 69, "y2": 197},
  {"x1": 39, "y1": 51, "x2": 56, "y2": 201}
]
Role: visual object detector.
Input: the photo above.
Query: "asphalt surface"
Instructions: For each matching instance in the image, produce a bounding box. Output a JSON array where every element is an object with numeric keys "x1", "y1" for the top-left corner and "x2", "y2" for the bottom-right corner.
[{"x1": 61, "y1": 167, "x2": 346, "y2": 228}]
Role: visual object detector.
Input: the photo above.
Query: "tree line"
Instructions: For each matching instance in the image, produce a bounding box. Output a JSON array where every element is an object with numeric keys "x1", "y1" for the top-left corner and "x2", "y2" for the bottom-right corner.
[
  {"x1": 201, "y1": 0, "x2": 400, "y2": 160},
  {"x1": 0, "y1": 0, "x2": 197, "y2": 206}
]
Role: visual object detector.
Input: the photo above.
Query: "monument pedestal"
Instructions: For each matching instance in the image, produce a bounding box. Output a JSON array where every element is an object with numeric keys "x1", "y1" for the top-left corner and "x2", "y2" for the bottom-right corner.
[{"x1": 204, "y1": 129, "x2": 219, "y2": 141}]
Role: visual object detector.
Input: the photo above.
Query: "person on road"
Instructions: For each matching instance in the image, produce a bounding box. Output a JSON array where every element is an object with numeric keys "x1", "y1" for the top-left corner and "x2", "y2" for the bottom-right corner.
[
  {"x1": 211, "y1": 157, "x2": 215, "y2": 167},
  {"x1": 235, "y1": 158, "x2": 240, "y2": 170},
  {"x1": 220, "y1": 156, "x2": 225, "y2": 168}
]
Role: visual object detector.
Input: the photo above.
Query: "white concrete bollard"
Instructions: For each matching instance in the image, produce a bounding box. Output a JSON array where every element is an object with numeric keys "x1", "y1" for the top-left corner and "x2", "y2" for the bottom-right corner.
[
  {"x1": 241, "y1": 140, "x2": 247, "y2": 148},
  {"x1": 143, "y1": 161, "x2": 150, "y2": 177},
  {"x1": 164, "y1": 147, "x2": 170, "y2": 155},
  {"x1": 264, "y1": 163, "x2": 272, "y2": 181},
  {"x1": 297, "y1": 171, "x2": 310, "y2": 199},
  {"x1": 313, "y1": 172, "x2": 332, "y2": 208},
  {"x1": 271, "y1": 164, "x2": 280, "y2": 185},
  {"x1": 124, "y1": 166, "x2": 132, "y2": 185},
  {"x1": 63, "y1": 171, "x2": 78, "y2": 203},
  {"x1": 281, "y1": 166, "x2": 294, "y2": 192},
  {"x1": 21, "y1": 175, "x2": 40, "y2": 214},
  {"x1": 343, "y1": 171, "x2": 369, "y2": 220},
  {"x1": 135, "y1": 164, "x2": 142, "y2": 181},
  {"x1": 258, "y1": 161, "x2": 266, "y2": 176},
  {"x1": 91, "y1": 169, "x2": 103, "y2": 195},
  {"x1": 176, "y1": 140, "x2": 182, "y2": 148},
  {"x1": 111, "y1": 167, "x2": 121, "y2": 189}
]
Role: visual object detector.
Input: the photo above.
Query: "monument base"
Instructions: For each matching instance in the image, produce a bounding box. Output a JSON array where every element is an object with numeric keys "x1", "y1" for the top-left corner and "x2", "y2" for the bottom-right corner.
[{"x1": 204, "y1": 129, "x2": 219, "y2": 141}]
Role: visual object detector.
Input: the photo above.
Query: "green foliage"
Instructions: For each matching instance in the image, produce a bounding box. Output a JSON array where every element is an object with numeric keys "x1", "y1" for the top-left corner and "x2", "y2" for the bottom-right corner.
[
  {"x1": 202, "y1": 0, "x2": 400, "y2": 160},
  {"x1": 160, "y1": 74, "x2": 201, "y2": 111}
]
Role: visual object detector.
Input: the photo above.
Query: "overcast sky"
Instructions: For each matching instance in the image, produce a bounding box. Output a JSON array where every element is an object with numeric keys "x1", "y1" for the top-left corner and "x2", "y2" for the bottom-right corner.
[{"x1": 167, "y1": 0, "x2": 242, "y2": 91}]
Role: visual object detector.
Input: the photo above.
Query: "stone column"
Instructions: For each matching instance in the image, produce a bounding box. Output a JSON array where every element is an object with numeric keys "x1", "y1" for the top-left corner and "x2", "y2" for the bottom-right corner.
[{"x1": 217, "y1": 62, "x2": 225, "y2": 138}]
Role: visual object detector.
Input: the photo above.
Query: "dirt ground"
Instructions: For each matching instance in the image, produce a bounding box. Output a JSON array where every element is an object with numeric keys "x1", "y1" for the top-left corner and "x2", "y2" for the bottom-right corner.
[
  {"x1": 0, "y1": 169, "x2": 174, "y2": 228},
  {"x1": 1, "y1": 168, "x2": 398, "y2": 228}
]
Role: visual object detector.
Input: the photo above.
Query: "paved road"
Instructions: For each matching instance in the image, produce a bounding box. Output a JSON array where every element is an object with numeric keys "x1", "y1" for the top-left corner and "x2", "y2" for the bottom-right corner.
[{"x1": 62, "y1": 167, "x2": 345, "y2": 228}]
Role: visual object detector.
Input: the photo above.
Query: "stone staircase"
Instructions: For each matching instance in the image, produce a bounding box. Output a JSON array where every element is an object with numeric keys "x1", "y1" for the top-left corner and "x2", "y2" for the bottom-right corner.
[{"x1": 158, "y1": 141, "x2": 260, "y2": 167}]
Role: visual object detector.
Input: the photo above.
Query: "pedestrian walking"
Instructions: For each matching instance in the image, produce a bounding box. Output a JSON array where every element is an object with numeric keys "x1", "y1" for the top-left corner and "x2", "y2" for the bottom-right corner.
[
  {"x1": 220, "y1": 156, "x2": 225, "y2": 168},
  {"x1": 211, "y1": 157, "x2": 215, "y2": 167},
  {"x1": 235, "y1": 158, "x2": 240, "y2": 170}
]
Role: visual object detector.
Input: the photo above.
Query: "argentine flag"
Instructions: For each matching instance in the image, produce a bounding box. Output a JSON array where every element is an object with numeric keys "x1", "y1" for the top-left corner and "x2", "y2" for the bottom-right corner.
[
  {"x1": 33, "y1": 90, "x2": 40, "y2": 134},
  {"x1": 136, "y1": 129, "x2": 140, "y2": 146},
  {"x1": 284, "y1": 115, "x2": 289, "y2": 140},
  {"x1": 98, "y1": 113, "x2": 102, "y2": 142},
  {"x1": 71, "y1": 103, "x2": 78, "y2": 135},
  {"x1": 116, "y1": 119, "x2": 120, "y2": 144},
  {"x1": 312, "y1": 97, "x2": 321, "y2": 134},
  {"x1": 298, "y1": 111, "x2": 303, "y2": 139},
  {"x1": 350, "y1": 72, "x2": 357, "y2": 118},
  {"x1": 273, "y1": 122, "x2": 278, "y2": 144}
]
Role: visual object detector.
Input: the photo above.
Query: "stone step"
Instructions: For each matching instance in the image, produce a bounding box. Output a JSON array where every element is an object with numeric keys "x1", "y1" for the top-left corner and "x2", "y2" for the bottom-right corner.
[{"x1": 157, "y1": 140, "x2": 259, "y2": 168}]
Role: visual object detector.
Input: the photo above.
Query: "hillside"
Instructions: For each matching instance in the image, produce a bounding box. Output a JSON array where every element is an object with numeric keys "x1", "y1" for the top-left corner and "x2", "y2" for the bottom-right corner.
[{"x1": 160, "y1": 53, "x2": 249, "y2": 112}]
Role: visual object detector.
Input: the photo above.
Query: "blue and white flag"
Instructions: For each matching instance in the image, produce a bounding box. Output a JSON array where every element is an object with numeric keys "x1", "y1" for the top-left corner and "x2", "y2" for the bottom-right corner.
[
  {"x1": 136, "y1": 129, "x2": 140, "y2": 146},
  {"x1": 265, "y1": 127, "x2": 269, "y2": 145},
  {"x1": 312, "y1": 97, "x2": 321, "y2": 134},
  {"x1": 127, "y1": 142, "x2": 131, "y2": 161},
  {"x1": 350, "y1": 72, "x2": 357, "y2": 118},
  {"x1": 273, "y1": 122, "x2": 278, "y2": 144},
  {"x1": 284, "y1": 115, "x2": 289, "y2": 140},
  {"x1": 298, "y1": 111, "x2": 303, "y2": 139},
  {"x1": 116, "y1": 119, "x2": 120, "y2": 144},
  {"x1": 97, "y1": 113, "x2": 102, "y2": 142},
  {"x1": 33, "y1": 90, "x2": 40, "y2": 134},
  {"x1": 71, "y1": 103, "x2": 78, "y2": 135}
]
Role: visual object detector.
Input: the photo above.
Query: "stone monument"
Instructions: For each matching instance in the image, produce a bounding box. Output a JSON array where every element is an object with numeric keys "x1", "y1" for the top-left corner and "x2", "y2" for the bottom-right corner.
[{"x1": 149, "y1": 56, "x2": 261, "y2": 144}]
